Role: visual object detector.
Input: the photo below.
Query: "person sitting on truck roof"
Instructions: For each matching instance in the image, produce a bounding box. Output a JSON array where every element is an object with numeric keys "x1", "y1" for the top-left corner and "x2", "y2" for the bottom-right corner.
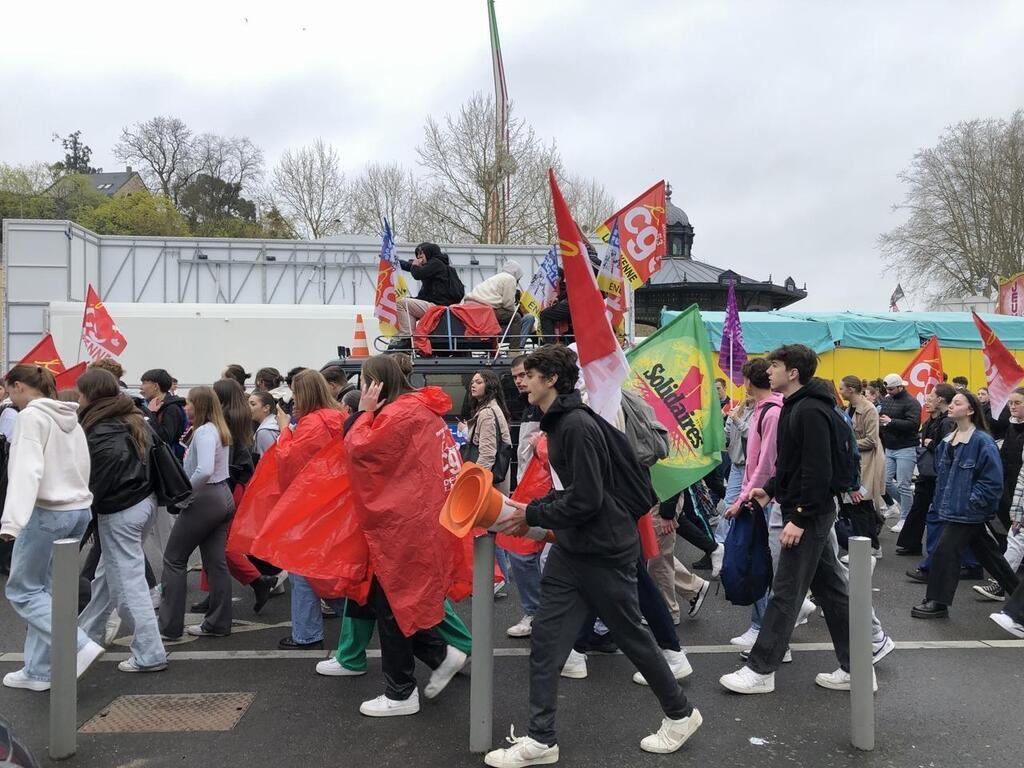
[
  {"x1": 393, "y1": 243, "x2": 466, "y2": 343},
  {"x1": 463, "y1": 262, "x2": 533, "y2": 349}
]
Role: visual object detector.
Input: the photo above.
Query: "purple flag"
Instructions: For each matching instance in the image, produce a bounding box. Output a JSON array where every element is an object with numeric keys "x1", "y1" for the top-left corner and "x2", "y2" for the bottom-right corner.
[{"x1": 719, "y1": 279, "x2": 747, "y2": 386}]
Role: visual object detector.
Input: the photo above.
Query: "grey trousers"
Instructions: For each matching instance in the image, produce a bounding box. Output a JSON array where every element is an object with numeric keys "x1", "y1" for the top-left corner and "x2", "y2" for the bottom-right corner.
[
  {"x1": 528, "y1": 545, "x2": 692, "y2": 746},
  {"x1": 747, "y1": 509, "x2": 851, "y2": 674},
  {"x1": 158, "y1": 482, "x2": 235, "y2": 638}
]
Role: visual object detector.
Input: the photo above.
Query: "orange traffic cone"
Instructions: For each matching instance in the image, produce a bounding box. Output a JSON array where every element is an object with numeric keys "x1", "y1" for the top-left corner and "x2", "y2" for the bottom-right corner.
[
  {"x1": 439, "y1": 463, "x2": 506, "y2": 537},
  {"x1": 351, "y1": 313, "x2": 370, "y2": 358}
]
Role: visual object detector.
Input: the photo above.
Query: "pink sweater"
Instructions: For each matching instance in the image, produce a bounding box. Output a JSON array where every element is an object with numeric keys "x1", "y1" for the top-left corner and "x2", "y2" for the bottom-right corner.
[{"x1": 740, "y1": 393, "x2": 784, "y2": 503}]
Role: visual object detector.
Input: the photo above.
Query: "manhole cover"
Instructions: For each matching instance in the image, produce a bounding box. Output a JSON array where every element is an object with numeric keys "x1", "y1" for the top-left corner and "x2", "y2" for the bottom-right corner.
[{"x1": 79, "y1": 693, "x2": 255, "y2": 733}]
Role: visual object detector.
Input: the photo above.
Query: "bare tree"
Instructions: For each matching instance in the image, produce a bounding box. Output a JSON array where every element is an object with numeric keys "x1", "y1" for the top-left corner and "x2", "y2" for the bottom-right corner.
[
  {"x1": 114, "y1": 116, "x2": 199, "y2": 204},
  {"x1": 881, "y1": 111, "x2": 1024, "y2": 304},
  {"x1": 195, "y1": 133, "x2": 265, "y2": 194},
  {"x1": 347, "y1": 161, "x2": 429, "y2": 239},
  {"x1": 416, "y1": 92, "x2": 562, "y2": 244},
  {"x1": 271, "y1": 139, "x2": 348, "y2": 239}
]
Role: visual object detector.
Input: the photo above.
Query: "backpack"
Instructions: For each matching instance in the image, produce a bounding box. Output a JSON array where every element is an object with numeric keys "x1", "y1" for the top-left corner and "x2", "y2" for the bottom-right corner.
[
  {"x1": 620, "y1": 389, "x2": 670, "y2": 467},
  {"x1": 584, "y1": 408, "x2": 659, "y2": 521},
  {"x1": 826, "y1": 405, "x2": 861, "y2": 494},
  {"x1": 721, "y1": 498, "x2": 773, "y2": 606}
]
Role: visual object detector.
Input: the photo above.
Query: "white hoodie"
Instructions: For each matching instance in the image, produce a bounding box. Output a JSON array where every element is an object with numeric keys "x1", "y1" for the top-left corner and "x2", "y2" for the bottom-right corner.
[{"x1": 0, "y1": 398, "x2": 93, "y2": 538}]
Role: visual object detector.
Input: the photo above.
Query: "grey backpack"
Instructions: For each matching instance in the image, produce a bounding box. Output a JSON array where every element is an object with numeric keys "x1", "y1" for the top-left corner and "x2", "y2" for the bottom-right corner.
[{"x1": 620, "y1": 389, "x2": 671, "y2": 467}]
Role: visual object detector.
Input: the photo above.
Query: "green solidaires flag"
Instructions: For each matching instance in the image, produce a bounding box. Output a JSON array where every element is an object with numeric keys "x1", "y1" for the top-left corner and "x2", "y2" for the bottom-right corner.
[{"x1": 624, "y1": 304, "x2": 725, "y2": 500}]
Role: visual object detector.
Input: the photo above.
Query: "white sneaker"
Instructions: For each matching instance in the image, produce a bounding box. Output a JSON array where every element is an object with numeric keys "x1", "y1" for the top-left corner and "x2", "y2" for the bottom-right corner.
[
  {"x1": 484, "y1": 726, "x2": 559, "y2": 767},
  {"x1": 710, "y1": 544, "x2": 725, "y2": 579},
  {"x1": 507, "y1": 615, "x2": 534, "y2": 638},
  {"x1": 884, "y1": 502, "x2": 901, "y2": 519},
  {"x1": 77, "y1": 639, "x2": 105, "y2": 678},
  {"x1": 150, "y1": 585, "x2": 162, "y2": 609},
  {"x1": 991, "y1": 612, "x2": 1024, "y2": 638},
  {"x1": 720, "y1": 665, "x2": 774, "y2": 694},
  {"x1": 359, "y1": 689, "x2": 420, "y2": 717},
  {"x1": 424, "y1": 645, "x2": 467, "y2": 699},
  {"x1": 3, "y1": 669, "x2": 50, "y2": 691},
  {"x1": 632, "y1": 648, "x2": 693, "y2": 685},
  {"x1": 688, "y1": 580, "x2": 710, "y2": 617},
  {"x1": 815, "y1": 667, "x2": 877, "y2": 691},
  {"x1": 560, "y1": 649, "x2": 587, "y2": 679},
  {"x1": 890, "y1": 520, "x2": 905, "y2": 534},
  {"x1": 872, "y1": 634, "x2": 896, "y2": 665},
  {"x1": 640, "y1": 708, "x2": 703, "y2": 754},
  {"x1": 316, "y1": 657, "x2": 366, "y2": 677},
  {"x1": 872, "y1": 547, "x2": 883, "y2": 559},
  {"x1": 729, "y1": 627, "x2": 760, "y2": 648},
  {"x1": 118, "y1": 658, "x2": 168, "y2": 673},
  {"x1": 796, "y1": 597, "x2": 816, "y2": 627},
  {"x1": 104, "y1": 612, "x2": 123, "y2": 645}
]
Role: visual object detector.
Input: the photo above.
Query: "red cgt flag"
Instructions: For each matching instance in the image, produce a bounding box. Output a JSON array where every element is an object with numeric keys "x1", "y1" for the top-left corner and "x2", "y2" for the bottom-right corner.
[
  {"x1": 17, "y1": 334, "x2": 66, "y2": 374},
  {"x1": 82, "y1": 284, "x2": 128, "y2": 360},
  {"x1": 596, "y1": 180, "x2": 667, "y2": 289},
  {"x1": 549, "y1": 169, "x2": 629, "y2": 423},
  {"x1": 901, "y1": 336, "x2": 943, "y2": 423},
  {"x1": 54, "y1": 362, "x2": 88, "y2": 391},
  {"x1": 972, "y1": 311, "x2": 1024, "y2": 416}
]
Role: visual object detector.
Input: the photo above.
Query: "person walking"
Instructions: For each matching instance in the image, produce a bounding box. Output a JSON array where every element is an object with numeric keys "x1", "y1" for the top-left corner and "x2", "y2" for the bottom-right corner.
[
  {"x1": 720, "y1": 345, "x2": 859, "y2": 695},
  {"x1": 75, "y1": 368, "x2": 167, "y2": 673},
  {"x1": 158, "y1": 386, "x2": 235, "y2": 640},
  {"x1": 911, "y1": 391, "x2": 1020, "y2": 619},
  {"x1": 1, "y1": 365, "x2": 101, "y2": 691},
  {"x1": 140, "y1": 368, "x2": 187, "y2": 458},
  {"x1": 248, "y1": 391, "x2": 281, "y2": 460},
  {"x1": 487, "y1": 345, "x2": 701, "y2": 766},
  {"x1": 879, "y1": 373, "x2": 922, "y2": 531},
  {"x1": 895, "y1": 384, "x2": 955, "y2": 557}
]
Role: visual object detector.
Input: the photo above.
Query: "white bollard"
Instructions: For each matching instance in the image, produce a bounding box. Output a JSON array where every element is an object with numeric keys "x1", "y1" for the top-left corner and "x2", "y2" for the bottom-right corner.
[
  {"x1": 847, "y1": 536, "x2": 875, "y2": 751},
  {"x1": 469, "y1": 533, "x2": 496, "y2": 753},
  {"x1": 49, "y1": 538, "x2": 79, "y2": 760}
]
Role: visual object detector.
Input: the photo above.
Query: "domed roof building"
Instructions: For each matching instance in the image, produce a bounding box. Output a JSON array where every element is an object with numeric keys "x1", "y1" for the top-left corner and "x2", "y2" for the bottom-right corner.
[{"x1": 633, "y1": 185, "x2": 807, "y2": 327}]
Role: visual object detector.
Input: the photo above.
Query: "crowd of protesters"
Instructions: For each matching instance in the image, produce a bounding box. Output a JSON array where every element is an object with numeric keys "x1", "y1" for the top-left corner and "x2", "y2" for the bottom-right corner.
[{"x1": 2, "y1": 333, "x2": 1024, "y2": 768}]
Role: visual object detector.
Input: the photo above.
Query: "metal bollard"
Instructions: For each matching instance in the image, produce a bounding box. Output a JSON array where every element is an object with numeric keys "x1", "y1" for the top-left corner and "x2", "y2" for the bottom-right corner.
[
  {"x1": 469, "y1": 533, "x2": 496, "y2": 753},
  {"x1": 847, "y1": 536, "x2": 875, "y2": 751},
  {"x1": 50, "y1": 538, "x2": 80, "y2": 759}
]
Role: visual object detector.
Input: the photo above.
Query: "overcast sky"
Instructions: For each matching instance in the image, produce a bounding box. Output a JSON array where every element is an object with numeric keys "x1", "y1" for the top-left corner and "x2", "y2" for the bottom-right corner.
[{"x1": 3, "y1": 0, "x2": 1023, "y2": 312}]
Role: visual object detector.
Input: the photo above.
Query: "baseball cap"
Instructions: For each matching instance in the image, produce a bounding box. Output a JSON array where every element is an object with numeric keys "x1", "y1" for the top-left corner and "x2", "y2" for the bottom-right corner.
[{"x1": 883, "y1": 373, "x2": 908, "y2": 388}]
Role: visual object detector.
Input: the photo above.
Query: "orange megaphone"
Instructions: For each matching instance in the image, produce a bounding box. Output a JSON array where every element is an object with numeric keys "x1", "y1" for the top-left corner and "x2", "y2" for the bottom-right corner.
[{"x1": 440, "y1": 462, "x2": 509, "y2": 538}]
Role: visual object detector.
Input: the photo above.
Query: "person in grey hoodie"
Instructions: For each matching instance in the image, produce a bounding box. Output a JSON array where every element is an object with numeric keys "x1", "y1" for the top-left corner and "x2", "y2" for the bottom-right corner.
[{"x1": 1, "y1": 364, "x2": 103, "y2": 692}]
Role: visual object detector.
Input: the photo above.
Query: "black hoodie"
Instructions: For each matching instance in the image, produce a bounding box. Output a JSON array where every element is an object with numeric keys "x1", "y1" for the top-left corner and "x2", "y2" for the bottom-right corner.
[
  {"x1": 764, "y1": 378, "x2": 836, "y2": 527},
  {"x1": 399, "y1": 251, "x2": 465, "y2": 306},
  {"x1": 525, "y1": 391, "x2": 656, "y2": 565},
  {"x1": 149, "y1": 393, "x2": 187, "y2": 455}
]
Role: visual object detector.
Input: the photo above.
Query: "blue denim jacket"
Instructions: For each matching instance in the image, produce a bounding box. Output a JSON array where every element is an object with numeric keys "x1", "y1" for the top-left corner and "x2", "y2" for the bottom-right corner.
[{"x1": 931, "y1": 429, "x2": 1003, "y2": 524}]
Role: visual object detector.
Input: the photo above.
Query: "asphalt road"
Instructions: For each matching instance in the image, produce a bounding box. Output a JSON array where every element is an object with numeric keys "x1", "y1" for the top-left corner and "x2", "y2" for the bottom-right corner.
[{"x1": 1, "y1": 527, "x2": 1021, "y2": 767}]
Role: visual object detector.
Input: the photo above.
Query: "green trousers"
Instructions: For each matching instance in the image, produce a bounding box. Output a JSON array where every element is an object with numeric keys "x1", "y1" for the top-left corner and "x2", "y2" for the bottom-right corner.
[{"x1": 335, "y1": 598, "x2": 472, "y2": 671}]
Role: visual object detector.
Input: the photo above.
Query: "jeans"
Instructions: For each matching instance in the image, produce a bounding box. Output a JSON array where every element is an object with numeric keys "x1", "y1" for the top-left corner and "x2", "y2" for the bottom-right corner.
[
  {"x1": 79, "y1": 495, "x2": 166, "y2": 669},
  {"x1": 539, "y1": 300, "x2": 571, "y2": 344},
  {"x1": 508, "y1": 550, "x2": 542, "y2": 616},
  {"x1": 747, "y1": 509, "x2": 851, "y2": 674},
  {"x1": 6, "y1": 507, "x2": 92, "y2": 682},
  {"x1": 528, "y1": 546, "x2": 692, "y2": 746},
  {"x1": 518, "y1": 314, "x2": 537, "y2": 349},
  {"x1": 884, "y1": 447, "x2": 917, "y2": 520},
  {"x1": 715, "y1": 464, "x2": 746, "y2": 544},
  {"x1": 290, "y1": 573, "x2": 347, "y2": 644}
]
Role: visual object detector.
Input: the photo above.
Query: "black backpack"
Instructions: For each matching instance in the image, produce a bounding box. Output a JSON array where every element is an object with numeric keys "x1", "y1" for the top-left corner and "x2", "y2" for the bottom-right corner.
[
  {"x1": 826, "y1": 406, "x2": 860, "y2": 495},
  {"x1": 584, "y1": 408, "x2": 659, "y2": 521}
]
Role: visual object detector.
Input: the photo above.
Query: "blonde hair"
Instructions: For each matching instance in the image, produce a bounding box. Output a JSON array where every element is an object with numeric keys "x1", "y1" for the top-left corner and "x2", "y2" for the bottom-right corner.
[
  {"x1": 291, "y1": 369, "x2": 345, "y2": 419},
  {"x1": 186, "y1": 386, "x2": 232, "y2": 446}
]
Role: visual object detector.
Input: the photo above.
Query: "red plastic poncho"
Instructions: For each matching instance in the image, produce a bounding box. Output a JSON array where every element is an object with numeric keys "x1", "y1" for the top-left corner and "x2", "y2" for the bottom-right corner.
[
  {"x1": 496, "y1": 436, "x2": 552, "y2": 556},
  {"x1": 344, "y1": 386, "x2": 473, "y2": 636}
]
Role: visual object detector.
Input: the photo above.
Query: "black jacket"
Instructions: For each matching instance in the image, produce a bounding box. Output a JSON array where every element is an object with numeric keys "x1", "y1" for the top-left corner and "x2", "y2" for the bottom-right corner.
[
  {"x1": 149, "y1": 393, "x2": 187, "y2": 452},
  {"x1": 879, "y1": 390, "x2": 921, "y2": 449},
  {"x1": 525, "y1": 392, "x2": 651, "y2": 564},
  {"x1": 764, "y1": 379, "x2": 835, "y2": 527},
  {"x1": 916, "y1": 411, "x2": 955, "y2": 478},
  {"x1": 399, "y1": 252, "x2": 464, "y2": 306},
  {"x1": 86, "y1": 421, "x2": 154, "y2": 515}
]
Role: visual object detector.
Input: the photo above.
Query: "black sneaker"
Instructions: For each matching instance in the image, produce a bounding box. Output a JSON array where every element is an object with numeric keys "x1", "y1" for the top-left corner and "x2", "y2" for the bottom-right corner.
[
  {"x1": 905, "y1": 568, "x2": 928, "y2": 584},
  {"x1": 688, "y1": 580, "x2": 710, "y2": 617},
  {"x1": 972, "y1": 580, "x2": 1006, "y2": 601},
  {"x1": 252, "y1": 575, "x2": 275, "y2": 614},
  {"x1": 691, "y1": 554, "x2": 712, "y2": 571},
  {"x1": 190, "y1": 596, "x2": 210, "y2": 613}
]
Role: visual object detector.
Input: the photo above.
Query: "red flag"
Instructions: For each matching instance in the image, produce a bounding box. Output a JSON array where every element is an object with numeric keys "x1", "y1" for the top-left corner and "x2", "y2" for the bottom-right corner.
[
  {"x1": 54, "y1": 362, "x2": 88, "y2": 391},
  {"x1": 81, "y1": 285, "x2": 128, "y2": 360},
  {"x1": 901, "y1": 336, "x2": 943, "y2": 423},
  {"x1": 596, "y1": 180, "x2": 667, "y2": 288},
  {"x1": 549, "y1": 169, "x2": 629, "y2": 422},
  {"x1": 972, "y1": 311, "x2": 1024, "y2": 416},
  {"x1": 17, "y1": 334, "x2": 66, "y2": 374}
]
